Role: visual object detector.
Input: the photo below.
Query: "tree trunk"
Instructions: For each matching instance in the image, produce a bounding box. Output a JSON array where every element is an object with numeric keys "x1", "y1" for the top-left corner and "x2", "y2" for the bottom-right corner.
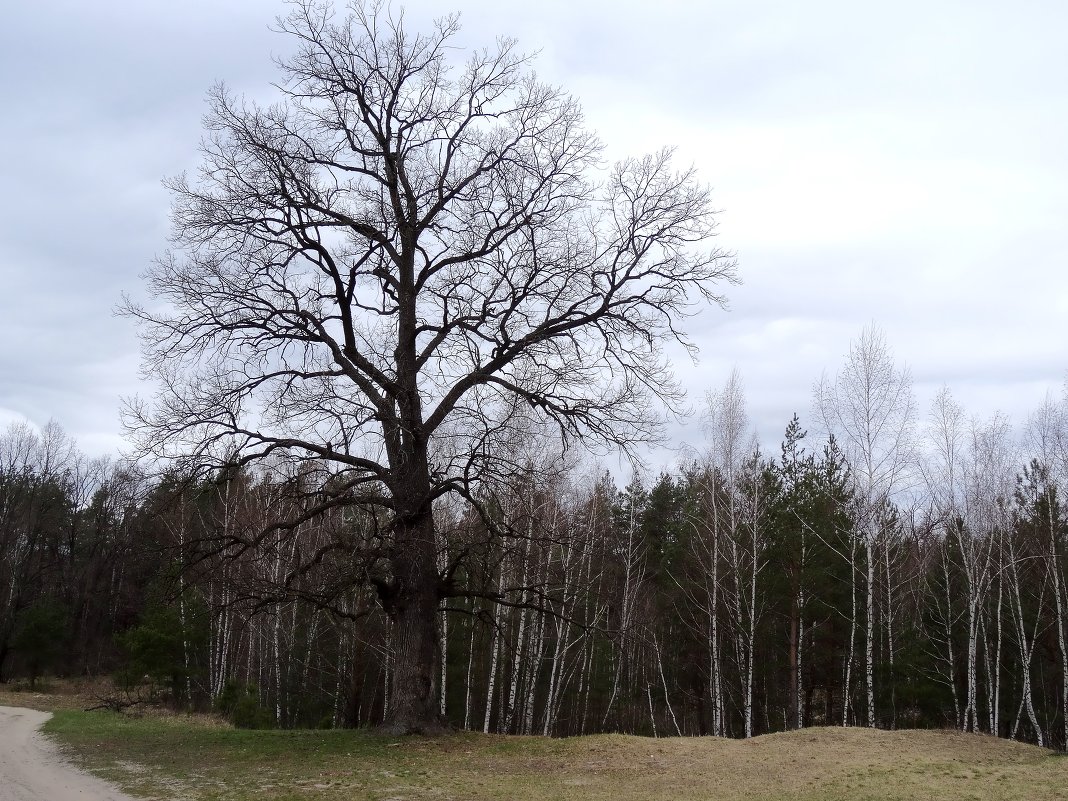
[
  {"x1": 796, "y1": 614, "x2": 805, "y2": 728},
  {"x1": 439, "y1": 603, "x2": 448, "y2": 720},
  {"x1": 381, "y1": 589, "x2": 441, "y2": 733},
  {"x1": 463, "y1": 600, "x2": 477, "y2": 731},
  {"x1": 379, "y1": 513, "x2": 445, "y2": 735},
  {"x1": 654, "y1": 633, "x2": 682, "y2": 736},
  {"x1": 843, "y1": 533, "x2": 858, "y2": 727},
  {"x1": 483, "y1": 572, "x2": 505, "y2": 733},
  {"x1": 884, "y1": 538, "x2": 896, "y2": 729},
  {"x1": 787, "y1": 601, "x2": 799, "y2": 730},
  {"x1": 991, "y1": 569, "x2": 1003, "y2": 736},
  {"x1": 865, "y1": 529, "x2": 876, "y2": 728},
  {"x1": 506, "y1": 530, "x2": 534, "y2": 733},
  {"x1": 1006, "y1": 530, "x2": 1044, "y2": 747},
  {"x1": 941, "y1": 551, "x2": 960, "y2": 727},
  {"x1": 1046, "y1": 499, "x2": 1068, "y2": 750}
]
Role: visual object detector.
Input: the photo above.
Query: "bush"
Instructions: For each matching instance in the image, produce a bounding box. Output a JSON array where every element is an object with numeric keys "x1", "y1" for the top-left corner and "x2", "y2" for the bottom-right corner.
[
  {"x1": 12, "y1": 601, "x2": 70, "y2": 688},
  {"x1": 215, "y1": 680, "x2": 275, "y2": 729},
  {"x1": 116, "y1": 598, "x2": 208, "y2": 706}
]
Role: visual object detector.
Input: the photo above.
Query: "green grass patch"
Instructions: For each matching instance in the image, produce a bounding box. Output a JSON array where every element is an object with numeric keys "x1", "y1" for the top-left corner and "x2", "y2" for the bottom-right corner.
[{"x1": 37, "y1": 710, "x2": 1068, "y2": 801}]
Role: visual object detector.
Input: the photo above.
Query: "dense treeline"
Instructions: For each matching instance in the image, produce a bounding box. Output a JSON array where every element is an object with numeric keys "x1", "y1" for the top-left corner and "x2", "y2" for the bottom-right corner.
[
  {"x1": 0, "y1": 422, "x2": 152, "y2": 685},
  {"x1": 4, "y1": 369, "x2": 1068, "y2": 747}
]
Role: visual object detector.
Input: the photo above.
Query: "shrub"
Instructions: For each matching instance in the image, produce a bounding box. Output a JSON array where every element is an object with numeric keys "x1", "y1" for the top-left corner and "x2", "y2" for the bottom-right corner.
[{"x1": 215, "y1": 680, "x2": 275, "y2": 729}]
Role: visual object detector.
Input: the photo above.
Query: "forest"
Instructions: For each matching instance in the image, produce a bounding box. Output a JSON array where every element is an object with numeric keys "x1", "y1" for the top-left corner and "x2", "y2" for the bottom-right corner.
[{"x1": 3, "y1": 330, "x2": 1068, "y2": 749}]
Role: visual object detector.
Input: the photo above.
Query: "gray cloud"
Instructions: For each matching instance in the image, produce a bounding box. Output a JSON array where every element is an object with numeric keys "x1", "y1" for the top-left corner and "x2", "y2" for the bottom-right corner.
[{"x1": 1, "y1": 0, "x2": 1065, "y2": 460}]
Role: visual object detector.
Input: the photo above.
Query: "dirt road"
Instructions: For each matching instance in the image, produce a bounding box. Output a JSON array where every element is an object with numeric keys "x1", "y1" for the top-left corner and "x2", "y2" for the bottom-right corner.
[{"x1": 0, "y1": 706, "x2": 136, "y2": 801}]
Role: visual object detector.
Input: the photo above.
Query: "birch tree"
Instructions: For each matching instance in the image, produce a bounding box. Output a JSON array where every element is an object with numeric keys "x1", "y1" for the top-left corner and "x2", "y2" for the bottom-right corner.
[
  {"x1": 815, "y1": 325, "x2": 915, "y2": 727},
  {"x1": 963, "y1": 414, "x2": 1015, "y2": 733},
  {"x1": 696, "y1": 368, "x2": 749, "y2": 734},
  {"x1": 733, "y1": 446, "x2": 776, "y2": 737},
  {"x1": 1026, "y1": 396, "x2": 1068, "y2": 748}
]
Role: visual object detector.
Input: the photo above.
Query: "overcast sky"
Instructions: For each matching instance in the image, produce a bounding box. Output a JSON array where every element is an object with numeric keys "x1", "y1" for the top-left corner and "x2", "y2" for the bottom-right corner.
[{"x1": 1, "y1": 0, "x2": 1066, "y2": 462}]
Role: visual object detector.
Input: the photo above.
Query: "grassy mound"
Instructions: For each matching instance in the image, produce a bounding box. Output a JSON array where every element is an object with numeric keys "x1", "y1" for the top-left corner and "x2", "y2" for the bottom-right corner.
[{"x1": 33, "y1": 711, "x2": 1068, "y2": 801}]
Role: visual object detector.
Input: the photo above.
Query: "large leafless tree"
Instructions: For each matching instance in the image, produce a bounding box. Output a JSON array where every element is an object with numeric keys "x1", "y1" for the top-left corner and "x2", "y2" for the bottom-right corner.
[{"x1": 123, "y1": 1, "x2": 735, "y2": 733}]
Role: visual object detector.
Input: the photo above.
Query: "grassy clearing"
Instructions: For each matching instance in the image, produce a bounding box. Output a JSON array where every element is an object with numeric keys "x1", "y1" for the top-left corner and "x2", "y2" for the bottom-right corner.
[
  {"x1": 8, "y1": 685, "x2": 1064, "y2": 800},
  {"x1": 32, "y1": 708, "x2": 1068, "y2": 801}
]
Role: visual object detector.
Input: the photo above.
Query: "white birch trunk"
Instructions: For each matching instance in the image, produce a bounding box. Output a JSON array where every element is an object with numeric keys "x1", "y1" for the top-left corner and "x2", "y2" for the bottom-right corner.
[
  {"x1": 439, "y1": 606, "x2": 448, "y2": 719},
  {"x1": 941, "y1": 553, "x2": 960, "y2": 727},
  {"x1": 1047, "y1": 504, "x2": 1068, "y2": 749},
  {"x1": 708, "y1": 492, "x2": 723, "y2": 735},
  {"x1": 646, "y1": 682, "x2": 658, "y2": 738},
  {"x1": 796, "y1": 609, "x2": 805, "y2": 728},
  {"x1": 865, "y1": 527, "x2": 876, "y2": 728},
  {"x1": 654, "y1": 633, "x2": 682, "y2": 736},
  {"x1": 602, "y1": 485, "x2": 644, "y2": 729},
  {"x1": 992, "y1": 569, "x2": 1003, "y2": 735},
  {"x1": 843, "y1": 532, "x2": 858, "y2": 726},
  {"x1": 463, "y1": 601, "x2": 477, "y2": 730},
  {"x1": 522, "y1": 612, "x2": 546, "y2": 735},
  {"x1": 1007, "y1": 531, "x2": 1044, "y2": 747},
  {"x1": 505, "y1": 527, "x2": 535, "y2": 732},
  {"x1": 884, "y1": 537, "x2": 896, "y2": 728},
  {"x1": 482, "y1": 565, "x2": 506, "y2": 733}
]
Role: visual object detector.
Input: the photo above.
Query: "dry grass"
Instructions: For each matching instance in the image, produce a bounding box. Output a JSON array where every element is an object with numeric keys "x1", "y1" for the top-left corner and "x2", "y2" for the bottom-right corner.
[
  {"x1": 0, "y1": 676, "x2": 105, "y2": 711},
  {"x1": 33, "y1": 706, "x2": 1068, "y2": 801},
  {"x1": 12, "y1": 684, "x2": 1066, "y2": 801}
]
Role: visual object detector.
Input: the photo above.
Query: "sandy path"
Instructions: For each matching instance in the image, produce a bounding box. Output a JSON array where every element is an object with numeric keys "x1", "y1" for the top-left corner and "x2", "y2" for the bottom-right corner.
[{"x1": 0, "y1": 706, "x2": 136, "y2": 801}]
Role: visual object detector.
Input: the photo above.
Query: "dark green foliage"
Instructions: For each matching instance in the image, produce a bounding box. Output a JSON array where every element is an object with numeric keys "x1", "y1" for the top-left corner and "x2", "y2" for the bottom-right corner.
[
  {"x1": 8, "y1": 414, "x2": 1068, "y2": 747},
  {"x1": 11, "y1": 600, "x2": 70, "y2": 688},
  {"x1": 883, "y1": 624, "x2": 950, "y2": 729},
  {"x1": 117, "y1": 596, "x2": 207, "y2": 704},
  {"x1": 215, "y1": 680, "x2": 275, "y2": 729}
]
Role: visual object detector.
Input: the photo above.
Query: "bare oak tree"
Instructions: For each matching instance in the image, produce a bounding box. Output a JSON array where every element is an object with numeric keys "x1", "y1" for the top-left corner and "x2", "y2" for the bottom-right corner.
[{"x1": 123, "y1": 1, "x2": 735, "y2": 733}]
